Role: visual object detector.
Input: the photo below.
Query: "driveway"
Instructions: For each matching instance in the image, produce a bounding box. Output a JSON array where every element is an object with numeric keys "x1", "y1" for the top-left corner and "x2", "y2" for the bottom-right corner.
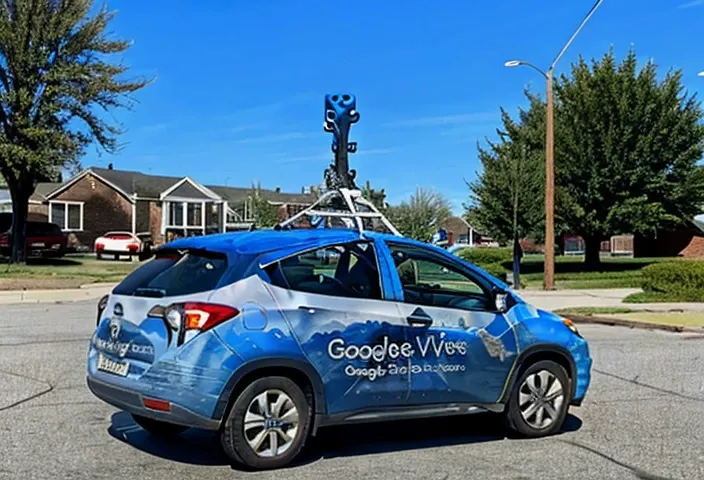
[{"x1": 1, "y1": 301, "x2": 703, "y2": 479}]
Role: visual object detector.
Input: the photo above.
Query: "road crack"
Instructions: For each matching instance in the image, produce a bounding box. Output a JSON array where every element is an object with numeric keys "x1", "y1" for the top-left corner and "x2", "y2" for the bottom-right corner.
[
  {"x1": 594, "y1": 368, "x2": 704, "y2": 402},
  {"x1": 561, "y1": 439, "x2": 677, "y2": 480},
  {"x1": 0, "y1": 337, "x2": 88, "y2": 347},
  {"x1": 0, "y1": 368, "x2": 54, "y2": 412}
]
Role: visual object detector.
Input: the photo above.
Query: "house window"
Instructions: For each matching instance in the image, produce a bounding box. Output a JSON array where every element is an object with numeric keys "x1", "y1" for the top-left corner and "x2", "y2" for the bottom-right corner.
[
  {"x1": 165, "y1": 201, "x2": 204, "y2": 228},
  {"x1": 49, "y1": 202, "x2": 83, "y2": 231},
  {"x1": 187, "y1": 203, "x2": 202, "y2": 227},
  {"x1": 167, "y1": 202, "x2": 183, "y2": 227}
]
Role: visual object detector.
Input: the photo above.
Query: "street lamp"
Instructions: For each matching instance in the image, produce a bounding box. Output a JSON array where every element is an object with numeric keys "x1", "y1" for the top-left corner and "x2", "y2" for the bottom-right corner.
[{"x1": 505, "y1": 0, "x2": 604, "y2": 290}]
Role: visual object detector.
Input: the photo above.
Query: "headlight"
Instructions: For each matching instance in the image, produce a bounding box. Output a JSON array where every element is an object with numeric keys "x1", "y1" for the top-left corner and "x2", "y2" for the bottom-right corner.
[{"x1": 562, "y1": 318, "x2": 582, "y2": 337}]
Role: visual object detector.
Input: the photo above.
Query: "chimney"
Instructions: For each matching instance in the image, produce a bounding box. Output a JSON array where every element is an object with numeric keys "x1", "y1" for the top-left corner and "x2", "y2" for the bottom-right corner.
[{"x1": 108, "y1": 162, "x2": 113, "y2": 170}]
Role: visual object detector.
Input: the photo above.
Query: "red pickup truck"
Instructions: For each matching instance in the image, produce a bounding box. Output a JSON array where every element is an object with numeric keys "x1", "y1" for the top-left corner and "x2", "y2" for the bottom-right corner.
[{"x1": 0, "y1": 213, "x2": 69, "y2": 259}]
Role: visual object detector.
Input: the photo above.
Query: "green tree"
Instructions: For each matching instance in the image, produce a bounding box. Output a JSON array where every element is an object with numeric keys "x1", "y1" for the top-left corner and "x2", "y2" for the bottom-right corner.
[
  {"x1": 0, "y1": 1, "x2": 149, "y2": 262},
  {"x1": 465, "y1": 92, "x2": 547, "y2": 246},
  {"x1": 360, "y1": 179, "x2": 387, "y2": 211},
  {"x1": 248, "y1": 182, "x2": 279, "y2": 228},
  {"x1": 387, "y1": 186, "x2": 452, "y2": 242},
  {"x1": 554, "y1": 47, "x2": 704, "y2": 267}
]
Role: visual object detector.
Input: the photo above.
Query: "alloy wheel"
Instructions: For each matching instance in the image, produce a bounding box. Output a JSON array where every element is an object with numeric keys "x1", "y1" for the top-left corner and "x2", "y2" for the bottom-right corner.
[
  {"x1": 518, "y1": 369, "x2": 565, "y2": 430},
  {"x1": 243, "y1": 389, "x2": 300, "y2": 458}
]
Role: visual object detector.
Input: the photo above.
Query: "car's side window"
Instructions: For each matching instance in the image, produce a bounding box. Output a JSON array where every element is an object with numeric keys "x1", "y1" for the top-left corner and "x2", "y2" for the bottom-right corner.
[
  {"x1": 264, "y1": 241, "x2": 383, "y2": 300},
  {"x1": 386, "y1": 242, "x2": 492, "y2": 311}
]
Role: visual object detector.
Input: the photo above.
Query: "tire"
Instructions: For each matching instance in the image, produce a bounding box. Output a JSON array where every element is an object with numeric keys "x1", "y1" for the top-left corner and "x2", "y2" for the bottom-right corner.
[
  {"x1": 131, "y1": 414, "x2": 189, "y2": 436},
  {"x1": 96, "y1": 253, "x2": 102, "y2": 260},
  {"x1": 221, "y1": 376, "x2": 312, "y2": 471},
  {"x1": 503, "y1": 360, "x2": 571, "y2": 438}
]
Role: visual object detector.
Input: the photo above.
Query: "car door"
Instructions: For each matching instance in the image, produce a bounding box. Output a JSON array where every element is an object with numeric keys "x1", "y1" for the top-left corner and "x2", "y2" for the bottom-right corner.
[
  {"x1": 377, "y1": 239, "x2": 519, "y2": 407},
  {"x1": 260, "y1": 239, "x2": 413, "y2": 415}
]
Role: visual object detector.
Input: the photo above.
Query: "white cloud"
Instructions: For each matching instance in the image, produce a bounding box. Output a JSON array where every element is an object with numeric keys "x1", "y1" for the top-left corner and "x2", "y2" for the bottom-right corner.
[
  {"x1": 383, "y1": 112, "x2": 497, "y2": 128},
  {"x1": 235, "y1": 132, "x2": 316, "y2": 144},
  {"x1": 678, "y1": 0, "x2": 704, "y2": 8}
]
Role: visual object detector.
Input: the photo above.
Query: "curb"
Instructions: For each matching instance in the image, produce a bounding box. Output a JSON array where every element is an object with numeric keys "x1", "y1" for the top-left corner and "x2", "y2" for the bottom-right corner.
[{"x1": 563, "y1": 313, "x2": 704, "y2": 334}]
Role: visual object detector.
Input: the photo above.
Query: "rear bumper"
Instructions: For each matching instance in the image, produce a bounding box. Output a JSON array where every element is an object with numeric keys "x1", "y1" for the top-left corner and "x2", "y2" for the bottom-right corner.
[
  {"x1": 86, "y1": 375, "x2": 221, "y2": 430},
  {"x1": 96, "y1": 249, "x2": 139, "y2": 255}
]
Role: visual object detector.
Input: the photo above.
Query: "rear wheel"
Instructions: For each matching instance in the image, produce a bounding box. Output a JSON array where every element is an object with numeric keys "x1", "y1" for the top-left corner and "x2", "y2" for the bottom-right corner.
[
  {"x1": 503, "y1": 360, "x2": 570, "y2": 437},
  {"x1": 131, "y1": 414, "x2": 189, "y2": 436},
  {"x1": 221, "y1": 376, "x2": 312, "y2": 470}
]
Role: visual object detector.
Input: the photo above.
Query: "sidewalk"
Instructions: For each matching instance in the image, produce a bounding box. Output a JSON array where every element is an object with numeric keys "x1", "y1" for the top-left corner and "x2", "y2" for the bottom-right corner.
[
  {"x1": 0, "y1": 283, "x2": 115, "y2": 305},
  {"x1": 0, "y1": 283, "x2": 702, "y2": 312},
  {"x1": 519, "y1": 288, "x2": 704, "y2": 312}
]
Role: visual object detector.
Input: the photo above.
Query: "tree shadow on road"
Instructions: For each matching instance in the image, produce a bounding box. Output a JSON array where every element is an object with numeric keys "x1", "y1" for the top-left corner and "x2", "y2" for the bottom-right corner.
[{"x1": 107, "y1": 411, "x2": 583, "y2": 471}]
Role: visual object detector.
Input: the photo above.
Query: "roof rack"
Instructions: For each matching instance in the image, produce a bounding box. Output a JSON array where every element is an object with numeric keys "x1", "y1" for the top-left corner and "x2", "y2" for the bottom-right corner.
[{"x1": 276, "y1": 188, "x2": 402, "y2": 237}]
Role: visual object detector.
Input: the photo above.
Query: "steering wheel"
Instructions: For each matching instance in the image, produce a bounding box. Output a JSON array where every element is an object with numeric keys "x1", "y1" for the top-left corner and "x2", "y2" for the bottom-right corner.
[
  {"x1": 446, "y1": 295, "x2": 484, "y2": 310},
  {"x1": 320, "y1": 274, "x2": 361, "y2": 296}
]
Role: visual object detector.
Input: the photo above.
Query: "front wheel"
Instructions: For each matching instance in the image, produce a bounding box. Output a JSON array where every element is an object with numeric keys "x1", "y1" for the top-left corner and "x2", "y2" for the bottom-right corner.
[
  {"x1": 131, "y1": 414, "x2": 188, "y2": 436},
  {"x1": 221, "y1": 376, "x2": 312, "y2": 470},
  {"x1": 503, "y1": 360, "x2": 571, "y2": 438}
]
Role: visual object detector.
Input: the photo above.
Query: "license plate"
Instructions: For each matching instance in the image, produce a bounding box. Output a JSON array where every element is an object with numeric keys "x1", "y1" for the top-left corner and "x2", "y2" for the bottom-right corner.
[
  {"x1": 97, "y1": 353, "x2": 130, "y2": 377},
  {"x1": 31, "y1": 242, "x2": 45, "y2": 247}
]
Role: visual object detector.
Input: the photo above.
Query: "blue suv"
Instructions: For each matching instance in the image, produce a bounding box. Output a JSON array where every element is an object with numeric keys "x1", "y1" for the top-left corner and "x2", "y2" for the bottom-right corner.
[{"x1": 86, "y1": 228, "x2": 592, "y2": 470}]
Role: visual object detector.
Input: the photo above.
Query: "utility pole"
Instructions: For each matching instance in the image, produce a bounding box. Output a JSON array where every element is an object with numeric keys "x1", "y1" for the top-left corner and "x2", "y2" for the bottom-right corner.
[{"x1": 503, "y1": 0, "x2": 604, "y2": 290}]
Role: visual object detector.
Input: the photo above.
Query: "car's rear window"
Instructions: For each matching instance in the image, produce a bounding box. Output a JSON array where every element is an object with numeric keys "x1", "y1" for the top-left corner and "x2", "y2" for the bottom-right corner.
[
  {"x1": 27, "y1": 222, "x2": 63, "y2": 235},
  {"x1": 0, "y1": 213, "x2": 11, "y2": 232},
  {"x1": 113, "y1": 249, "x2": 230, "y2": 297}
]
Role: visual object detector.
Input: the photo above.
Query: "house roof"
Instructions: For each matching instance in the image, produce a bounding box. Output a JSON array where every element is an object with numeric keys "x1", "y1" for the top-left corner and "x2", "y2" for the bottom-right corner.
[
  {"x1": 43, "y1": 166, "x2": 317, "y2": 205},
  {"x1": 440, "y1": 216, "x2": 473, "y2": 233}
]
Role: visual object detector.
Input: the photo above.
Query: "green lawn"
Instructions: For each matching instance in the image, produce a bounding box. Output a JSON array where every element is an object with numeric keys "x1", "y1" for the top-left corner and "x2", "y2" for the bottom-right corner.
[
  {"x1": 553, "y1": 306, "x2": 635, "y2": 316},
  {"x1": 601, "y1": 311, "x2": 704, "y2": 328},
  {"x1": 516, "y1": 254, "x2": 684, "y2": 290},
  {"x1": 0, "y1": 254, "x2": 141, "y2": 290}
]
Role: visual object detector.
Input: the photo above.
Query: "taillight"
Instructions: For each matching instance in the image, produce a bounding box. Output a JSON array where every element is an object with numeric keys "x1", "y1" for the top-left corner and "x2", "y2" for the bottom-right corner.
[
  {"x1": 95, "y1": 243, "x2": 104, "y2": 251},
  {"x1": 96, "y1": 294, "x2": 109, "y2": 326},
  {"x1": 127, "y1": 243, "x2": 139, "y2": 252},
  {"x1": 0, "y1": 234, "x2": 8, "y2": 247},
  {"x1": 148, "y1": 302, "x2": 239, "y2": 341}
]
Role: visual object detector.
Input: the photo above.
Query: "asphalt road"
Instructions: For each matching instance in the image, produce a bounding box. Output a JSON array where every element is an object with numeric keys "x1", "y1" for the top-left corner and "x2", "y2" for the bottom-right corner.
[{"x1": 1, "y1": 301, "x2": 703, "y2": 480}]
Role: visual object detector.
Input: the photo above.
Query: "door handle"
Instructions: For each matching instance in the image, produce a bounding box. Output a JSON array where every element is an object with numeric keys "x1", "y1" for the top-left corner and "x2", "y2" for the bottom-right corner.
[
  {"x1": 406, "y1": 308, "x2": 433, "y2": 327},
  {"x1": 298, "y1": 306, "x2": 316, "y2": 314}
]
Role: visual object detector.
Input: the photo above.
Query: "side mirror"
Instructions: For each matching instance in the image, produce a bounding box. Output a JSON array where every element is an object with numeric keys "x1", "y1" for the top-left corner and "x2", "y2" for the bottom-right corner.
[
  {"x1": 138, "y1": 242, "x2": 154, "y2": 262},
  {"x1": 494, "y1": 291, "x2": 508, "y2": 313}
]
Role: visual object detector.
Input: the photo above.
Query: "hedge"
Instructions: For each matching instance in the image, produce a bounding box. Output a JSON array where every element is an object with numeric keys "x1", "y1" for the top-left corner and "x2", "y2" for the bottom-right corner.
[
  {"x1": 641, "y1": 261, "x2": 704, "y2": 299},
  {"x1": 455, "y1": 247, "x2": 512, "y2": 283},
  {"x1": 457, "y1": 247, "x2": 513, "y2": 266}
]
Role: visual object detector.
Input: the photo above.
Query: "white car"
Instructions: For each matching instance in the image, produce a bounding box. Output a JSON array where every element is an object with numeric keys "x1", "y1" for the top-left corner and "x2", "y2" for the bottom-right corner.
[{"x1": 94, "y1": 232, "x2": 145, "y2": 260}]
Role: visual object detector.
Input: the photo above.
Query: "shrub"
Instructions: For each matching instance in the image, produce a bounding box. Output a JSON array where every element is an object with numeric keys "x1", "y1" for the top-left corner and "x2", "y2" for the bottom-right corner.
[
  {"x1": 477, "y1": 262, "x2": 508, "y2": 282},
  {"x1": 457, "y1": 247, "x2": 513, "y2": 266},
  {"x1": 641, "y1": 261, "x2": 704, "y2": 299}
]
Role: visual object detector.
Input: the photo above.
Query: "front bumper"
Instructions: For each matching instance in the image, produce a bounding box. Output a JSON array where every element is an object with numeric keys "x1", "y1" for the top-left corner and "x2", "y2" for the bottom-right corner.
[
  {"x1": 570, "y1": 339, "x2": 592, "y2": 405},
  {"x1": 87, "y1": 376, "x2": 221, "y2": 430}
]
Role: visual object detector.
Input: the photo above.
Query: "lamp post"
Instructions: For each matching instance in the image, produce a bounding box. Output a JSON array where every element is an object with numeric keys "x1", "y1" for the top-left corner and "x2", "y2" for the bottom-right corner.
[{"x1": 504, "y1": 0, "x2": 604, "y2": 290}]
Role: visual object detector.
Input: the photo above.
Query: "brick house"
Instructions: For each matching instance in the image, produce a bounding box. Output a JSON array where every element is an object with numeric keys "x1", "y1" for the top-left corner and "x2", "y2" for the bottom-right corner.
[
  {"x1": 438, "y1": 216, "x2": 494, "y2": 247},
  {"x1": 21, "y1": 166, "x2": 316, "y2": 250}
]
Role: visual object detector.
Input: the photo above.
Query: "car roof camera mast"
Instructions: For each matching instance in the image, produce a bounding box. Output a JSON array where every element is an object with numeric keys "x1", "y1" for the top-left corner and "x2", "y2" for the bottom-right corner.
[
  {"x1": 277, "y1": 188, "x2": 402, "y2": 236},
  {"x1": 276, "y1": 93, "x2": 402, "y2": 237}
]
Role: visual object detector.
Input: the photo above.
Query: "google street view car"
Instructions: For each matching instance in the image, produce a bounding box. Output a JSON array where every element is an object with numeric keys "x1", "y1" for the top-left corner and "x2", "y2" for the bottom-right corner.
[{"x1": 86, "y1": 188, "x2": 592, "y2": 471}]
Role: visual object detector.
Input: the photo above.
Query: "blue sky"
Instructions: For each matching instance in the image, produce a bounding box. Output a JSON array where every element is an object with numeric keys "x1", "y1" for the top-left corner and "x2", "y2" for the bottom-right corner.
[{"x1": 87, "y1": 0, "x2": 704, "y2": 214}]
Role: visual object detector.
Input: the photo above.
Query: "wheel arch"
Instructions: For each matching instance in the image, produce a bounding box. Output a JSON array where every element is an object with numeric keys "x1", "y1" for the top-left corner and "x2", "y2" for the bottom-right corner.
[
  {"x1": 212, "y1": 357, "x2": 327, "y2": 427},
  {"x1": 499, "y1": 344, "x2": 577, "y2": 405}
]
